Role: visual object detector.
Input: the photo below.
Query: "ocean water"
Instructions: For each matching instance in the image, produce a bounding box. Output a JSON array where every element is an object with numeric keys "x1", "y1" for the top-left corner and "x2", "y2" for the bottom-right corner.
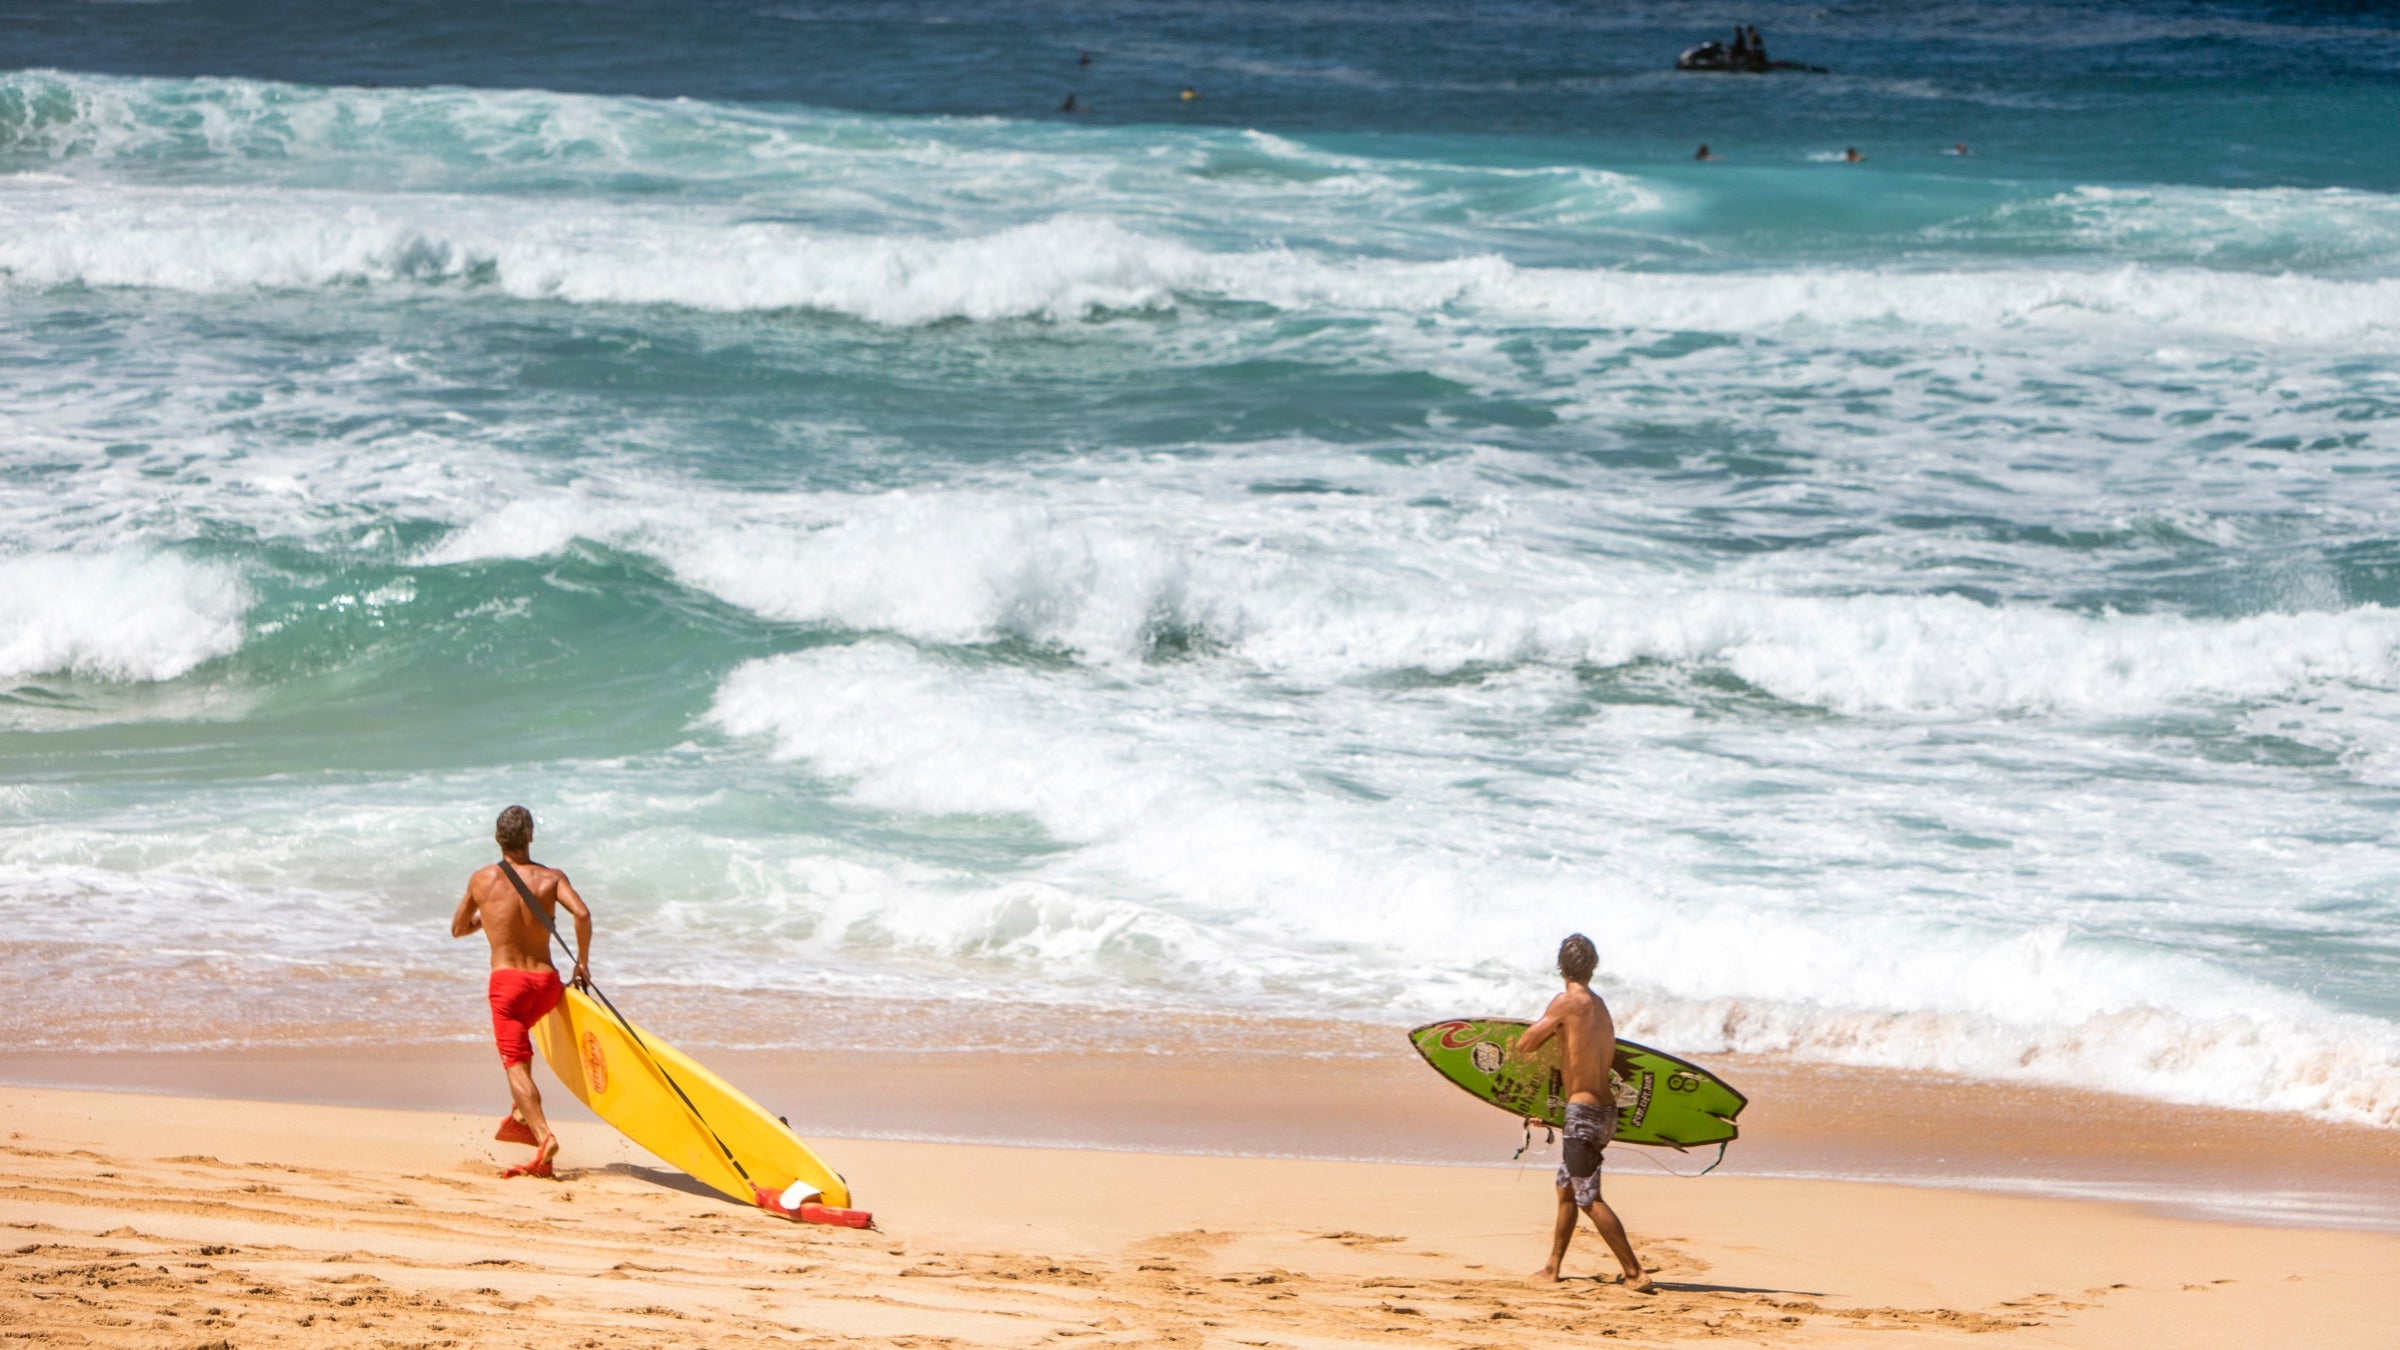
[{"x1": 3, "y1": 0, "x2": 2398, "y2": 1129}]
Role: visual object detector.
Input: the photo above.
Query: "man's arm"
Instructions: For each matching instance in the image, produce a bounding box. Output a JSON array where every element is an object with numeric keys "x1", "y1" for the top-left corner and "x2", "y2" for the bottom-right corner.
[
  {"x1": 449, "y1": 882, "x2": 483, "y2": 939},
  {"x1": 554, "y1": 873, "x2": 593, "y2": 985},
  {"x1": 1513, "y1": 993, "x2": 1569, "y2": 1057}
]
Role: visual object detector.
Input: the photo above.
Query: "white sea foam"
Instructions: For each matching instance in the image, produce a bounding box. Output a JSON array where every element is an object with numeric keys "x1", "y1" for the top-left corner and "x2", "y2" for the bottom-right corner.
[
  {"x1": 5, "y1": 173, "x2": 2399, "y2": 344},
  {"x1": 0, "y1": 551, "x2": 248, "y2": 682},
  {"x1": 702, "y1": 641, "x2": 2400, "y2": 1127},
  {"x1": 0, "y1": 184, "x2": 1197, "y2": 323},
  {"x1": 1227, "y1": 254, "x2": 2400, "y2": 346},
  {"x1": 422, "y1": 479, "x2": 2400, "y2": 717},
  {"x1": 1962, "y1": 184, "x2": 2400, "y2": 270}
]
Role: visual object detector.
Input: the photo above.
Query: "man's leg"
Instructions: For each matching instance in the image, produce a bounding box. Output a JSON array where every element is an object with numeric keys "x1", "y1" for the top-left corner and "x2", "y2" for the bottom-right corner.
[
  {"x1": 504, "y1": 1060, "x2": 559, "y2": 1168},
  {"x1": 1580, "y1": 1196, "x2": 1653, "y2": 1292},
  {"x1": 1529, "y1": 1184, "x2": 1578, "y2": 1282}
]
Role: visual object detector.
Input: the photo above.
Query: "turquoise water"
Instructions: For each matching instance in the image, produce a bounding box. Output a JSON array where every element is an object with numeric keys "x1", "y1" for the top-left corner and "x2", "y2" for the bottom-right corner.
[{"x1": 2, "y1": 1, "x2": 2397, "y2": 1127}]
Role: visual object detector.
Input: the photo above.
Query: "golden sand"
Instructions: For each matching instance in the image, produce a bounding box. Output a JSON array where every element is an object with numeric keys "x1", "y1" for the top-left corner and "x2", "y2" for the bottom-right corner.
[{"x1": 3, "y1": 1085, "x2": 2396, "y2": 1348}]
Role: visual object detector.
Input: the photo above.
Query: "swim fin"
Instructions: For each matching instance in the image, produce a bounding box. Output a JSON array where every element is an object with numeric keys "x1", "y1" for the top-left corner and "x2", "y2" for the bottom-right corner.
[{"x1": 495, "y1": 1114, "x2": 540, "y2": 1147}]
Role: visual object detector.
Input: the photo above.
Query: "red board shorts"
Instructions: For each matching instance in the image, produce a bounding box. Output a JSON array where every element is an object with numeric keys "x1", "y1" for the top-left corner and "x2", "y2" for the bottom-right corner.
[{"x1": 488, "y1": 968, "x2": 565, "y2": 1067}]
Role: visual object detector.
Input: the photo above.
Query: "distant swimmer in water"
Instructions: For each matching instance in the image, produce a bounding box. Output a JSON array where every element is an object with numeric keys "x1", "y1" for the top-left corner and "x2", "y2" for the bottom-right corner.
[
  {"x1": 1061, "y1": 93, "x2": 1079, "y2": 112},
  {"x1": 1694, "y1": 143, "x2": 1715, "y2": 161},
  {"x1": 1844, "y1": 146, "x2": 1865, "y2": 163},
  {"x1": 1947, "y1": 141, "x2": 1970, "y2": 155},
  {"x1": 1079, "y1": 50, "x2": 1091, "y2": 66},
  {"x1": 1180, "y1": 86, "x2": 1200, "y2": 101}
]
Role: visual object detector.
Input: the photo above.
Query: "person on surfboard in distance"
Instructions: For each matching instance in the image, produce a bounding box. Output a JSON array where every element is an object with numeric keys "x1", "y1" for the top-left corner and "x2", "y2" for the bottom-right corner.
[
  {"x1": 450, "y1": 804, "x2": 592, "y2": 1179},
  {"x1": 1513, "y1": 933, "x2": 1652, "y2": 1291}
]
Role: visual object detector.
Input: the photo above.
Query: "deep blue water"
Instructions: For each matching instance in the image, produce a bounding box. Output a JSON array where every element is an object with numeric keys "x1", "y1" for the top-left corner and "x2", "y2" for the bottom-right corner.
[{"x1": 16, "y1": 1, "x2": 2400, "y2": 181}]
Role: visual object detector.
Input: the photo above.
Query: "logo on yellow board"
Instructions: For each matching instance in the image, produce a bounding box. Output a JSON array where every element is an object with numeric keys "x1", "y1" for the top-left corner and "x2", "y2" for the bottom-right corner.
[{"x1": 581, "y1": 1030, "x2": 610, "y2": 1093}]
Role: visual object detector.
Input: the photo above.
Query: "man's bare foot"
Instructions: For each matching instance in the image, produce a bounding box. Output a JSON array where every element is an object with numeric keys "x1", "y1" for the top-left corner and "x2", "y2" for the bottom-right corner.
[
  {"x1": 1525, "y1": 1267, "x2": 1562, "y2": 1284},
  {"x1": 1620, "y1": 1272, "x2": 1656, "y2": 1293}
]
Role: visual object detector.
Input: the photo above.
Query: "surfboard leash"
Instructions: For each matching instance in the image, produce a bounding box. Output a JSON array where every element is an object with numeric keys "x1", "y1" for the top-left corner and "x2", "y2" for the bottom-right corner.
[
  {"x1": 1623, "y1": 1140, "x2": 1731, "y2": 1179},
  {"x1": 1507, "y1": 1117, "x2": 1727, "y2": 1178},
  {"x1": 496, "y1": 860, "x2": 758, "y2": 1194},
  {"x1": 1512, "y1": 1116, "x2": 1555, "y2": 1161}
]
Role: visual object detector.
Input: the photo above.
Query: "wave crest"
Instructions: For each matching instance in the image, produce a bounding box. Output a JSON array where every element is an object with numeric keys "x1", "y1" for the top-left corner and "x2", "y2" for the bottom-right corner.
[
  {"x1": 6, "y1": 170, "x2": 2399, "y2": 340},
  {"x1": 0, "y1": 551, "x2": 248, "y2": 683},
  {"x1": 432, "y1": 487, "x2": 2400, "y2": 717}
]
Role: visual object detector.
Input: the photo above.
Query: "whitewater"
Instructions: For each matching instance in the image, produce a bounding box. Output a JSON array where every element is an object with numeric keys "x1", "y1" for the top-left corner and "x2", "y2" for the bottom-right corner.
[{"x1": 3, "y1": 0, "x2": 2399, "y2": 1132}]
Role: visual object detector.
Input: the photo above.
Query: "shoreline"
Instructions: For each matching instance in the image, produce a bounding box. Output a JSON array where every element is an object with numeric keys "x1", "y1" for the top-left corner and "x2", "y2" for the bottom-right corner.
[
  {"x1": 4, "y1": 1083, "x2": 2398, "y2": 1349},
  {"x1": 7, "y1": 1034, "x2": 2395, "y2": 1235}
]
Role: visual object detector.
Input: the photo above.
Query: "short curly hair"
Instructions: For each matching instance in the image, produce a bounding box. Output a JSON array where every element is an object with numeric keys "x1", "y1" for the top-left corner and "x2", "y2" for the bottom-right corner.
[
  {"x1": 495, "y1": 805, "x2": 534, "y2": 854},
  {"x1": 1557, "y1": 932, "x2": 1597, "y2": 984}
]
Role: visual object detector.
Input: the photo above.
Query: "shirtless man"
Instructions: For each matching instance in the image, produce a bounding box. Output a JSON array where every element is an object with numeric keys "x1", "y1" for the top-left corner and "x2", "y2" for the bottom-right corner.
[
  {"x1": 1515, "y1": 933, "x2": 1652, "y2": 1290},
  {"x1": 450, "y1": 805, "x2": 591, "y2": 1179}
]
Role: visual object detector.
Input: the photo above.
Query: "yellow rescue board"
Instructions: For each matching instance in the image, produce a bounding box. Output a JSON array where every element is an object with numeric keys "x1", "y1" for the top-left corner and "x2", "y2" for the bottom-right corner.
[{"x1": 531, "y1": 986, "x2": 850, "y2": 1210}]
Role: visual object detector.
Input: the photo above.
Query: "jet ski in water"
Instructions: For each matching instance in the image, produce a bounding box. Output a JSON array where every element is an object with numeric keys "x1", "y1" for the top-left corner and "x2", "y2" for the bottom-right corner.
[
  {"x1": 1676, "y1": 41, "x2": 1827, "y2": 73},
  {"x1": 1676, "y1": 28, "x2": 1827, "y2": 74}
]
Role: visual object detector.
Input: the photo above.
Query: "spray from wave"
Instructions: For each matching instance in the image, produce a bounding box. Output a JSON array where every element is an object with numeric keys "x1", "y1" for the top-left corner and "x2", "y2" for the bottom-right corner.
[{"x1": 0, "y1": 551, "x2": 248, "y2": 683}]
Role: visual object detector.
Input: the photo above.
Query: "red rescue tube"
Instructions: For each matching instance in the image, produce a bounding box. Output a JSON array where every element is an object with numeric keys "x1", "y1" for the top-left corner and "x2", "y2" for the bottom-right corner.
[
  {"x1": 753, "y1": 1187, "x2": 875, "y2": 1228},
  {"x1": 798, "y1": 1203, "x2": 875, "y2": 1228}
]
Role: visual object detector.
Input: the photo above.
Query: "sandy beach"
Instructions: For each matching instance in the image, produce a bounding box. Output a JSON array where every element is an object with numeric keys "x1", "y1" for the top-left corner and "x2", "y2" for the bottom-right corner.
[{"x1": 4, "y1": 1073, "x2": 2397, "y2": 1349}]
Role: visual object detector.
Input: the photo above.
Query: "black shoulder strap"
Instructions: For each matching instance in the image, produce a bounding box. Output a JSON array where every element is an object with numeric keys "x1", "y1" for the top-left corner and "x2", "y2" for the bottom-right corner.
[{"x1": 496, "y1": 859, "x2": 564, "y2": 947}]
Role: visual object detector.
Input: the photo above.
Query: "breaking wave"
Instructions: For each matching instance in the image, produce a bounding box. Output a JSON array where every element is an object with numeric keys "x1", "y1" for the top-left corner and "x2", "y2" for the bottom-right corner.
[{"x1": 0, "y1": 551, "x2": 248, "y2": 683}]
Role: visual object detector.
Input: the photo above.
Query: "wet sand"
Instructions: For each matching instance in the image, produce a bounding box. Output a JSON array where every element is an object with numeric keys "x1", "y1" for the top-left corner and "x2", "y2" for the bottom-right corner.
[
  {"x1": 4, "y1": 1084, "x2": 2397, "y2": 1349},
  {"x1": 6, "y1": 1024, "x2": 2396, "y2": 1231}
]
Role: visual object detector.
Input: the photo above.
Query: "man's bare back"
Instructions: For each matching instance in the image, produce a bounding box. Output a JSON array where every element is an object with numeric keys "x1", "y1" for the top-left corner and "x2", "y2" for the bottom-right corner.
[
  {"x1": 1520, "y1": 981, "x2": 1616, "y2": 1108},
  {"x1": 453, "y1": 859, "x2": 588, "y2": 980}
]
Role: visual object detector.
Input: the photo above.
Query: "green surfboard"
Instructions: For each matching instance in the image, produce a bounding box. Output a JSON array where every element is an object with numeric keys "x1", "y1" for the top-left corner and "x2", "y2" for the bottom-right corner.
[{"x1": 1408, "y1": 1018, "x2": 1746, "y2": 1150}]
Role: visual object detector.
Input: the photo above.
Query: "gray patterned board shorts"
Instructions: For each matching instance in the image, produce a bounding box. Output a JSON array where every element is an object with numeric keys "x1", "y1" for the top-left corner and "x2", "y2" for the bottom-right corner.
[{"x1": 1554, "y1": 1100, "x2": 1616, "y2": 1208}]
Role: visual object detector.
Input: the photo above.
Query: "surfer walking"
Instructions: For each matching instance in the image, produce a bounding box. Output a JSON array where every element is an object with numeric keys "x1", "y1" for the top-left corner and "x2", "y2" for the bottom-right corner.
[
  {"x1": 450, "y1": 805, "x2": 592, "y2": 1179},
  {"x1": 1515, "y1": 934, "x2": 1653, "y2": 1291}
]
